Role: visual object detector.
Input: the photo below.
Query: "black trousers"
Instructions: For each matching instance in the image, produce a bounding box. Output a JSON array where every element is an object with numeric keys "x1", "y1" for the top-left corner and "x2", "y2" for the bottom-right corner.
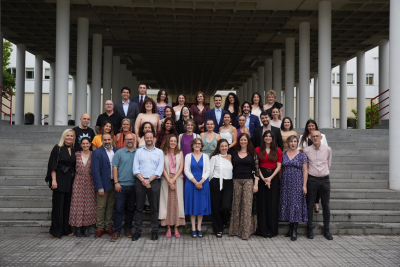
[
  {"x1": 210, "y1": 178, "x2": 233, "y2": 234},
  {"x1": 306, "y1": 176, "x2": 331, "y2": 228},
  {"x1": 134, "y1": 178, "x2": 160, "y2": 233},
  {"x1": 50, "y1": 190, "x2": 72, "y2": 238}
]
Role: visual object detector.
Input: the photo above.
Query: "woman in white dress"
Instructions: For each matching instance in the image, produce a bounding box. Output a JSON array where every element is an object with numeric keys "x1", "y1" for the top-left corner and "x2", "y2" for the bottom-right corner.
[
  {"x1": 173, "y1": 94, "x2": 186, "y2": 121},
  {"x1": 251, "y1": 92, "x2": 264, "y2": 124},
  {"x1": 270, "y1": 107, "x2": 282, "y2": 128},
  {"x1": 219, "y1": 113, "x2": 237, "y2": 151}
]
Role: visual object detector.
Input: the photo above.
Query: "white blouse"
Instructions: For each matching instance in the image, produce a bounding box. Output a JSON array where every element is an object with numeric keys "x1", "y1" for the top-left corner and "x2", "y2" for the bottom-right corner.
[
  {"x1": 175, "y1": 111, "x2": 181, "y2": 121},
  {"x1": 270, "y1": 120, "x2": 282, "y2": 128},
  {"x1": 209, "y1": 154, "x2": 233, "y2": 190},
  {"x1": 184, "y1": 153, "x2": 210, "y2": 181},
  {"x1": 219, "y1": 129, "x2": 233, "y2": 144},
  {"x1": 251, "y1": 107, "x2": 262, "y2": 124}
]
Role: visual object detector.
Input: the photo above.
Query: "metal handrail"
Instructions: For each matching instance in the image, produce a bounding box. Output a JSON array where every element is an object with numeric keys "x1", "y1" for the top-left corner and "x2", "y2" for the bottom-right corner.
[
  {"x1": 370, "y1": 89, "x2": 389, "y2": 129},
  {"x1": 0, "y1": 86, "x2": 13, "y2": 125}
]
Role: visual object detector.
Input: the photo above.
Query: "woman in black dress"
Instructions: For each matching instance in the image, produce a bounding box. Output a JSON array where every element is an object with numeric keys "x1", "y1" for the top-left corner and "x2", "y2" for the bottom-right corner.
[
  {"x1": 175, "y1": 105, "x2": 200, "y2": 135},
  {"x1": 263, "y1": 90, "x2": 283, "y2": 119},
  {"x1": 223, "y1": 92, "x2": 241, "y2": 123},
  {"x1": 47, "y1": 129, "x2": 77, "y2": 239}
]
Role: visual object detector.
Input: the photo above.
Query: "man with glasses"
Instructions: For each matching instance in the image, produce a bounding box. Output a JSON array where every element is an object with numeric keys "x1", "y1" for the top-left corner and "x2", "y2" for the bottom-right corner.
[
  {"x1": 303, "y1": 130, "x2": 333, "y2": 240},
  {"x1": 110, "y1": 133, "x2": 137, "y2": 242},
  {"x1": 132, "y1": 131, "x2": 164, "y2": 241},
  {"x1": 95, "y1": 100, "x2": 123, "y2": 134}
]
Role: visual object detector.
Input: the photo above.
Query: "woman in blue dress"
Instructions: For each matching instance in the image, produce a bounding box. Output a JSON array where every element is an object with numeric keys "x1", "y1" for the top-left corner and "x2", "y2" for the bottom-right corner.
[
  {"x1": 184, "y1": 138, "x2": 211, "y2": 238},
  {"x1": 279, "y1": 135, "x2": 308, "y2": 241}
]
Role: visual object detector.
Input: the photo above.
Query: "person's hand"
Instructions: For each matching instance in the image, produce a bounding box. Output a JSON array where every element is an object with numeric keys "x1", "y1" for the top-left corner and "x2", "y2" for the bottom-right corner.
[
  {"x1": 115, "y1": 183, "x2": 122, "y2": 193},
  {"x1": 51, "y1": 180, "x2": 57, "y2": 190},
  {"x1": 169, "y1": 182, "x2": 176, "y2": 191},
  {"x1": 195, "y1": 182, "x2": 203, "y2": 190},
  {"x1": 142, "y1": 179, "x2": 151, "y2": 188},
  {"x1": 253, "y1": 184, "x2": 258, "y2": 193},
  {"x1": 98, "y1": 189, "x2": 104, "y2": 196},
  {"x1": 302, "y1": 186, "x2": 307, "y2": 195}
]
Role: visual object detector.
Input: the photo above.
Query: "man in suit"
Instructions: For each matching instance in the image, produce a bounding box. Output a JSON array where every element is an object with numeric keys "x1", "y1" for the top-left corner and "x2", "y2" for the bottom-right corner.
[
  {"x1": 131, "y1": 83, "x2": 151, "y2": 108},
  {"x1": 204, "y1": 94, "x2": 228, "y2": 133},
  {"x1": 234, "y1": 101, "x2": 261, "y2": 139},
  {"x1": 114, "y1": 87, "x2": 140, "y2": 132},
  {"x1": 92, "y1": 133, "x2": 119, "y2": 239},
  {"x1": 252, "y1": 111, "x2": 283, "y2": 151}
]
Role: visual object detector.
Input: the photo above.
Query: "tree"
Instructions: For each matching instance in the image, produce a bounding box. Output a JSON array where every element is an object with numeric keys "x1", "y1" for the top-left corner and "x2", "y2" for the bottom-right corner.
[
  {"x1": 351, "y1": 103, "x2": 379, "y2": 129},
  {"x1": 2, "y1": 40, "x2": 16, "y2": 97}
]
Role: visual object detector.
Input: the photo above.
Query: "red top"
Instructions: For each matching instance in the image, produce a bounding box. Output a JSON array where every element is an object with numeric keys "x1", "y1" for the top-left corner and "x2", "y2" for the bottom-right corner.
[{"x1": 255, "y1": 147, "x2": 283, "y2": 169}]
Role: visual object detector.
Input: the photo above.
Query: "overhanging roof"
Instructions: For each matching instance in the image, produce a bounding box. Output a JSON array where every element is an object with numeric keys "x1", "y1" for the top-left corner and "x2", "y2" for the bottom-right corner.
[{"x1": 1, "y1": 0, "x2": 389, "y2": 94}]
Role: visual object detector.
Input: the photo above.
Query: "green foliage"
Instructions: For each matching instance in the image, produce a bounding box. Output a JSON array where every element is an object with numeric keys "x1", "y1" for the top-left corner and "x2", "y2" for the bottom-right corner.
[
  {"x1": 350, "y1": 103, "x2": 379, "y2": 129},
  {"x1": 2, "y1": 41, "x2": 16, "y2": 97}
]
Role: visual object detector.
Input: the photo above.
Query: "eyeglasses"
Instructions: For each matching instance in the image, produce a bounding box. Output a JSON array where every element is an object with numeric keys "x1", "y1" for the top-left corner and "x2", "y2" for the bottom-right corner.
[
  {"x1": 105, "y1": 103, "x2": 113, "y2": 106},
  {"x1": 194, "y1": 143, "x2": 202, "y2": 145},
  {"x1": 125, "y1": 139, "x2": 134, "y2": 141}
]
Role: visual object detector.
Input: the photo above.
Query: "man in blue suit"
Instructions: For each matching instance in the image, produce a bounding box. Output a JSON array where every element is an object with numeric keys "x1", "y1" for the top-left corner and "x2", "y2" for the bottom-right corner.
[
  {"x1": 131, "y1": 83, "x2": 151, "y2": 109},
  {"x1": 92, "y1": 132, "x2": 119, "y2": 239},
  {"x1": 204, "y1": 94, "x2": 228, "y2": 133},
  {"x1": 234, "y1": 101, "x2": 261, "y2": 139}
]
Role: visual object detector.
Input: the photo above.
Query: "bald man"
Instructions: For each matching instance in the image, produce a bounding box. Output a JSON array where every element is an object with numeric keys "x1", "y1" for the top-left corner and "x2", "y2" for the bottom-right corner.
[{"x1": 73, "y1": 113, "x2": 96, "y2": 151}]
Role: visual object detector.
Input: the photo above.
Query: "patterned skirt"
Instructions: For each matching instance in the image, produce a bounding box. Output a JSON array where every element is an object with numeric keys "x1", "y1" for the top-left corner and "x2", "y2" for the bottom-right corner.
[
  {"x1": 69, "y1": 173, "x2": 97, "y2": 227},
  {"x1": 161, "y1": 174, "x2": 186, "y2": 226}
]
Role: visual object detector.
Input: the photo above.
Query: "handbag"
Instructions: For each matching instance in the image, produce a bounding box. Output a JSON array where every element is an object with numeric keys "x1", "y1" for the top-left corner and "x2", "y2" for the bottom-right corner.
[{"x1": 45, "y1": 145, "x2": 60, "y2": 188}]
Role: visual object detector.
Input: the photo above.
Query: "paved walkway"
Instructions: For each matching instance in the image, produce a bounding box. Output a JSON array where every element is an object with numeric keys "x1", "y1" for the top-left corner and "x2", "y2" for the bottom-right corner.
[{"x1": 0, "y1": 233, "x2": 399, "y2": 266}]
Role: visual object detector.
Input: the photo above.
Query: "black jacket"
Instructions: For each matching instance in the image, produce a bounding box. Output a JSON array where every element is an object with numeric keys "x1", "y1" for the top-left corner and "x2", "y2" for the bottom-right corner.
[{"x1": 252, "y1": 125, "x2": 283, "y2": 151}]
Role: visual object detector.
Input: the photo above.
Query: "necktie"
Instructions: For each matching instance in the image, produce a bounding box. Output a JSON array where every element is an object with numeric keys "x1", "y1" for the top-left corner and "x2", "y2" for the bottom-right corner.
[{"x1": 140, "y1": 96, "x2": 143, "y2": 106}]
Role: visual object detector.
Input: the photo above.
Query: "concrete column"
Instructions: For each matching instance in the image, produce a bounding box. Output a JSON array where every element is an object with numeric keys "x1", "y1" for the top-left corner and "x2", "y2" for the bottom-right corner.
[
  {"x1": 91, "y1": 34, "x2": 103, "y2": 126},
  {"x1": 247, "y1": 78, "x2": 252, "y2": 101},
  {"x1": 282, "y1": 91, "x2": 286, "y2": 117},
  {"x1": 258, "y1": 67, "x2": 265, "y2": 95},
  {"x1": 243, "y1": 83, "x2": 248, "y2": 103},
  {"x1": 75, "y1": 17, "x2": 89, "y2": 122},
  {"x1": 313, "y1": 74, "x2": 319, "y2": 123},
  {"x1": 102, "y1": 46, "x2": 113, "y2": 108},
  {"x1": 126, "y1": 70, "x2": 132, "y2": 92},
  {"x1": 285, "y1": 38, "x2": 295, "y2": 121},
  {"x1": 265, "y1": 59, "x2": 273, "y2": 94},
  {"x1": 273, "y1": 50, "x2": 282, "y2": 102},
  {"x1": 252, "y1": 73, "x2": 258, "y2": 95},
  {"x1": 33, "y1": 55, "x2": 43, "y2": 125},
  {"x1": 299, "y1": 22, "x2": 310, "y2": 127},
  {"x1": 318, "y1": 0, "x2": 332, "y2": 128},
  {"x1": 71, "y1": 75, "x2": 76, "y2": 124},
  {"x1": 379, "y1": 39, "x2": 389, "y2": 121},
  {"x1": 389, "y1": 0, "x2": 400, "y2": 190},
  {"x1": 115, "y1": 64, "x2": 126, "y2": 104},
  {"x1": 54, "y1": 0, "x2": 70, "y2": 125},
  {"x1": 339, "y1": 61, "x2": 347, "y2": 129},
  {"x1": 48, "y1": 63, "x2": 56, "y2": 125},
  {"x1": 87, "y1": 84, "x2": 91, "y2": 112},
  {"x1": 15, "y1": 44, "x2": 26, "y2": 125},
  {"x1": 357, "y1": 51, "x2": 366, "y2": 129},
  {"x1": 296, "y1": 84, "x2": 300, "y2": 128},
  {"x1": 112, "y1": 56, "x2": 120, "y2": 102}
]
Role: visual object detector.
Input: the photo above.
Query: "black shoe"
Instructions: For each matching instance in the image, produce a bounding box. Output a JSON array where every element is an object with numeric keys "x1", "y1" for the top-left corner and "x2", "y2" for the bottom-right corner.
[
  {"x1": 291, "y1": 223, "x2": 298, "y2": 241},
  {"x1": 285, "y1": 223, "x2": 293, "y2": 237},
  {"x1": 324, "y1": 229, "x2": 333, "y2": 240},
  {"x1": 83, "y1": 226, "x2": 90, "y2": 237},
  {"x1": 75, "y1": 227, "x2": 83, "y2": 237},
  {"x1": 307, "y1": 225, "x2": 314, "y2": 239},
  {"x1": 131, "y1": 232, "x2": 141, "y2": 241},
  {"x1": 151, "y1": 232, "x2": 158, "y2": 241}
]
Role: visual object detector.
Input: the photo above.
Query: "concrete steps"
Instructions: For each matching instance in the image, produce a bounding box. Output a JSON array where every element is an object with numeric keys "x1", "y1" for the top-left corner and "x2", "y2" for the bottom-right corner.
[{"x1": 0, "y1": 126, "x2": 396, "y2": 235}]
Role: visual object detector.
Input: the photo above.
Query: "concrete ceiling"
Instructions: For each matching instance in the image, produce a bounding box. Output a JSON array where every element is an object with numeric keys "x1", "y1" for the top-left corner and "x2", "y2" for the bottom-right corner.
[{"x1": 1, "y1": 0, "x2": 390, "y2": 94}]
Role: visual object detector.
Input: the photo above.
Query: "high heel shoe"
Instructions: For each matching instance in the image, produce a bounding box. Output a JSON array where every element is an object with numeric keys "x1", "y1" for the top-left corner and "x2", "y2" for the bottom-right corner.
[
  {"x1": 174, "y1": 227, "x2": 181, "y2": 238},
  {"x1": 166, "y1": 226, "x2": 171, "y2": 238}
]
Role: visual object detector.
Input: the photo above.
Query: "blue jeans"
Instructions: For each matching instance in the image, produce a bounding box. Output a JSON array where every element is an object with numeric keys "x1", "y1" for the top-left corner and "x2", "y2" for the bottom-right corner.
[{"x1": 113, "y1": 185, "x2": 136, "y2": 234}]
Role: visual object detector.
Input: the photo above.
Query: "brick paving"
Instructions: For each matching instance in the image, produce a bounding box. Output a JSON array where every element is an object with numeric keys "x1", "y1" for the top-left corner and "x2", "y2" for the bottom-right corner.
[{"x1": 0, "y1": 233, "x2": 399, "y2": 266}]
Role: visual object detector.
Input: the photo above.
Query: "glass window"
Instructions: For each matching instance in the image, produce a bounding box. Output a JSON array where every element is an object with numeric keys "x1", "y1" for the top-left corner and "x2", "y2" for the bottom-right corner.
[
  {"x1": 26, "y1": 68, "x2": 34, "y2": 80},
  {"x1": 44, "y1": 68, "x2": 50, "y2": 80},
  {"x1": 337, "y1": 73, "x2": 340, "y2": 85},
  {"x1": 366, "y1": 74, "x2": 374, "y2": 85},
  {"x1": 7, "y1": 68, "x2": 16, "y2": 78},
  {"x1": 332, "y1": 73, "x2": 336, "y2": 84},
  {"x1": 347, "y1": 74, "x2": 353, "y2": 85}
]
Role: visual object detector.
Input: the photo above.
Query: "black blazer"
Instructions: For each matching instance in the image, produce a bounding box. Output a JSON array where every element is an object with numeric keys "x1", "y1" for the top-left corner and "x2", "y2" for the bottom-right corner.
[
  {"x1": 131, "y1": 95, "x2": 151, "y2": 107},
  {"x1": 252, "y1": 125, "x2": 283, "y2": 151},
  {"x1": 114, "y1": 101, "x2": 140, "y2": 131}
]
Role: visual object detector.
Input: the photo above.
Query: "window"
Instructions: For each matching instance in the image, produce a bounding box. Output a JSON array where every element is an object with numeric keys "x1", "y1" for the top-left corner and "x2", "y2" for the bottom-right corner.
[
  {"x1": 347, "y1": 74, "x2": 353, "y2": 85},
  {"x1": 366, "y1": 73, "x2": 374, "y2": 85},
  {"x1": 44, "y1": 68, "x2": 50, "y2": 80},
  {"x1": 332, "y1": 73, "x2": 340, "y2": 84},
  {"x1": 26, "y1": 68, "x2": 34, "y2": 80},
  {"x1": 337, "y1": 73, "x2": 340, "y2": 84},
  {"x1": 7, "y1": 68, "x2": 16, "y2": 78}
]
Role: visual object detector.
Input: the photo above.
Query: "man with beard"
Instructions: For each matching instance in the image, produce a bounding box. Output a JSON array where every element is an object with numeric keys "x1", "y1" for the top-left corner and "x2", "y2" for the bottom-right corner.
[
  {"x1": 92, "y1": 133, "x2": 119, "y2": 238},
  {"x1": 252, "y1": 111, "x2": 283, "y2": 151},
  {"x1": 132, "y1": 131, "x2": 164, "y2": 241},
  {"x1": 72, "y1": 113, "x2": 96, "y2": 151},
  {"x1": 233, "y1": 101, "x2": 261, "y2": 139},
  {"x1": 110, "y1": 133, "x2": 137, "y2": 242}
]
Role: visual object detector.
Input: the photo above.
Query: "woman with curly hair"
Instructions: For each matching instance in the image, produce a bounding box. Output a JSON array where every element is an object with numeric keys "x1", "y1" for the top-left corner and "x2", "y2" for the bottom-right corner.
[
  {"x1": 134, "y1": 98, "x2": 161, "y2": 134},
  {"x1": 156, "y1": 89, "x2": 171, "y2": 119},
  {"x1": 156, "y1": 117, "x2": 178, "y2": 148},
  {"x1": 223, "y1": 92, "x2": 241, "y2": 123}
]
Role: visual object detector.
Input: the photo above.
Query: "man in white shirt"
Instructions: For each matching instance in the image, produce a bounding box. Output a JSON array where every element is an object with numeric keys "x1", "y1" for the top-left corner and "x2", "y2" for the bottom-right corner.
[
  {"x1": 204, "y1": 94, "x2": 228, "y2": 133},
  {"x1": 113, "y1": 87, "x2": 140, "y2": 131}
]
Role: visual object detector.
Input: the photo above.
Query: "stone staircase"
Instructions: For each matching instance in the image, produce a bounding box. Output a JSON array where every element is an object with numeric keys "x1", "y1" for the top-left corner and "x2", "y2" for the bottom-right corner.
[{"x1": 0, "y1": 125, "x2": 399, "y2": 235}]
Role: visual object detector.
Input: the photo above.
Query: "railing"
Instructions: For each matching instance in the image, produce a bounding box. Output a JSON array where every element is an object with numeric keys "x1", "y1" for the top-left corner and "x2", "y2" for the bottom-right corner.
[
  {"x1": 0, "y1": 86, "x2": 12, "y2": 125},
  {"x1": 371, "y1": 89, "x2": 389, "y2": 129}
]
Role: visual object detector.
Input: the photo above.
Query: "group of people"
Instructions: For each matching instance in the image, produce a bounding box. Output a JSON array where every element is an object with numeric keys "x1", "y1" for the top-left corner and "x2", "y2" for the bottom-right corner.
[{"x1": 46, "y1": 83, "x2": 333, "y2": 242}]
